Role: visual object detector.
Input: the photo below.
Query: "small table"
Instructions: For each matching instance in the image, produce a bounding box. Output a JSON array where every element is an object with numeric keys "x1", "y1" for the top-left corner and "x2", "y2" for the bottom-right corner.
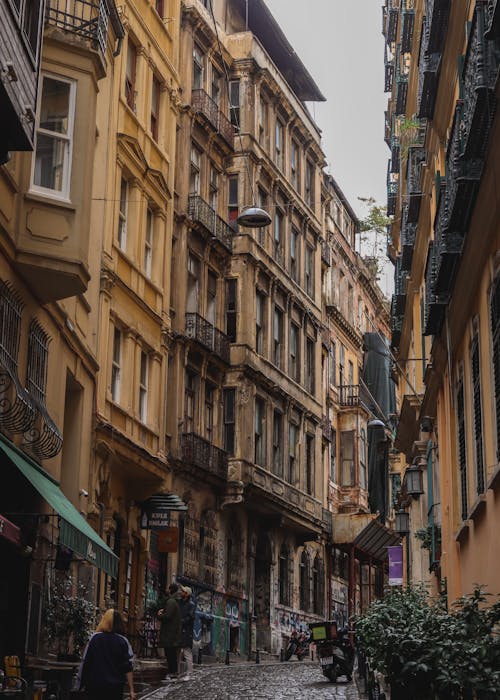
[{"x1": 25, "y1": 658, "x2": 79, "y2": 699}]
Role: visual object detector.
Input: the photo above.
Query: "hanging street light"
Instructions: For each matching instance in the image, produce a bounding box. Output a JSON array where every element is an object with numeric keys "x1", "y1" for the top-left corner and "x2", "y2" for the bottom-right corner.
[{"x1": 236, "y1": 205, "x2": 272, "y2": 228}]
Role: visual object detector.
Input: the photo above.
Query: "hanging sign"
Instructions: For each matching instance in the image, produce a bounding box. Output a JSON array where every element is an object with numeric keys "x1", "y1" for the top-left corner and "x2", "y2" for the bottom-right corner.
[
  {"x1": 157, "y1": 527, "x2": 179, "y2": 553},
  {"x1": 388, "y1": 545, "x2": 403, "y2": 586},
  {"x1": 140, "y1": 510, "x2": 171, "y2": 530}
]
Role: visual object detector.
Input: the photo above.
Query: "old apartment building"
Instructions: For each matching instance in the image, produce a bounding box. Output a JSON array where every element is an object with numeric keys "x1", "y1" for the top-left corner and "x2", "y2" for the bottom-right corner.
[{"x1": 385, "y1": 0, "x2": 500, "y2": 598}]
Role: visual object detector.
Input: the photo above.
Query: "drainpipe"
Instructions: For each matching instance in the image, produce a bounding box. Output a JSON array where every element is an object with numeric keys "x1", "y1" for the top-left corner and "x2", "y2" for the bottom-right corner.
[{"x1": 95, "y1": 502, "x2": 105, "y2": 611}]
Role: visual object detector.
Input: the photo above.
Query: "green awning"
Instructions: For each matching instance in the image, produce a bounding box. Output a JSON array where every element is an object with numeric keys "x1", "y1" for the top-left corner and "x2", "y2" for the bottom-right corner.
[{"x1": 0, "y1": 437, "x2": 118, "y2": 578}]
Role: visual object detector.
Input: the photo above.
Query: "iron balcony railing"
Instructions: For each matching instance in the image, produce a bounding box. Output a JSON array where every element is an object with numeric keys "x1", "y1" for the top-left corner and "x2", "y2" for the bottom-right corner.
[
  {"x1": 395, "y1": 49, "x2": 409, "y2": 115},
  {"x1": 188, "y1": 194, "x2": 233, "y2": 252},
  {"x1": 191, "y1": 89, "x2": 234, "y2": 148},
  {"x1": 390, "y1": 135, "x2": 400, "y2": 173},
  {"x1": 425, "y1": 0, "x2": 451, "y2": 55},
  {"x1": 424, "y1": 241, "x2": 446, "y2": 336},
  {"x1": 339, "y1": 385, "x2": 359, "y2": 408},
  {"x1": 401, "y1": 209, "x2": 416, "y2": 272},
  {"x1": 417, "y1": 13, "x2": 442, "y2": 119},
  {"x1": 185, "y1": 313, "x2": 230, "y2": 363},
  {"x1": 45, "y1": 0, "x2": 111, "y2": 55},
  {"x1": 406, "y1": 146, "x2": 426, "y2": 222},
  {"x1": 387, "y1": 7, "x2": 399, "y2": 43},
  {"x1": 181, "y1": 432, "x2": 228, "y2": 481},
  {"x1": 386, "y1": 161, "x2": 398, "y2": 216},
  {"x1": 384, "y1": 110, "x2": 392, "y2": 148},
  {"x1": 390, "y1": 297, "x2": 403, "y2": 348},
  {"x1": 385, "y1": 59, "x2": 394, "y2": 93},
  {"x1": 401, "y1": 4, "x2": 415, "y2": 53}
]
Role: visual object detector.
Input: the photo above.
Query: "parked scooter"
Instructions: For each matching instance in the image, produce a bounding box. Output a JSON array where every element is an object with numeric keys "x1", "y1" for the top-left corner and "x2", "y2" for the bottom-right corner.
[
  {"x1": 310, "y1": 621, "x2": 354, "y2": 683},
  {"x1": 284, "y1": 630, "x2": 310, "y2": 661}
]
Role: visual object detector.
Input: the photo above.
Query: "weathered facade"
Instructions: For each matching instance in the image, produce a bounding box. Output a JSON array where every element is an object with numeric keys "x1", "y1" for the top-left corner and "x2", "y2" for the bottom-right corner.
[{"x1": 385, "y1": 0, "x2": 500, "y2": 598}]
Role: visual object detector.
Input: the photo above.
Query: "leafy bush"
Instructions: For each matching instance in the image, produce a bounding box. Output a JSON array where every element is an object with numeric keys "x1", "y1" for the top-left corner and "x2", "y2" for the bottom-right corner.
[
  {"x1": 356, "y1": 585, "x2": 500, "y2": 700},
  {"x1": 43, "y1": 576, "x2": 97, "y2": 657}
]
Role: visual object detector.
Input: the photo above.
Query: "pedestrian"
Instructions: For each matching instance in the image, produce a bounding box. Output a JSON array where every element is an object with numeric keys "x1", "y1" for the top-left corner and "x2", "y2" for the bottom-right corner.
[
  {"x1": 178, "y1": 585, "x2": 196, "y2": 680},
  {"x1": 157, "y1": 582, "x2": 182, "y2": 679},
  {"x1": 78, "y1": 609, "x2": 135, "y2": 700}
]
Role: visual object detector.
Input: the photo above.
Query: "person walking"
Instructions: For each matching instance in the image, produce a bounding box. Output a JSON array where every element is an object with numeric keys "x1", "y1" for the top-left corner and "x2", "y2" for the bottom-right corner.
[
  {"x1": 158, "y1": 583, "x2": 182, "y2": 679},
  {"x1": 78, "y1": 609, "x2": 134, "y2": 700},
  {"x1": 178, "y1": 586, "x2": 196, "y2": 681}
]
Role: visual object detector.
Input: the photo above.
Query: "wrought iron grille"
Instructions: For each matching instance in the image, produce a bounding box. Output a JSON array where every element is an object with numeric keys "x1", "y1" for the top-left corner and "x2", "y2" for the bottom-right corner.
[
  {"x1": 401, "y1": 208, "x2": 416, "y2": 272},
  {"x1": 0, "y1": 281, "x2": 23, "y2": 375},
  {"x1": 191, "y1": 89, "x2": 234, "y2": 148},
  {"x1": 188, "y1": 194, "x2": 233, "y2": 253},
  {"x1": 185, "y1": 313, "x2": 230, "y2": 363},
  {"x1": 181, "y1": 432, "x2": 228, "y2": 480},
  {"x1": 339, "y1": 385, "x2": 359, "y2": 407},
  {"x1": 45, "y1": 0, "x2": 111, "y2": 55},
  {"x1": 423, "y1": 241, "x2": 446, "y2": 336}
]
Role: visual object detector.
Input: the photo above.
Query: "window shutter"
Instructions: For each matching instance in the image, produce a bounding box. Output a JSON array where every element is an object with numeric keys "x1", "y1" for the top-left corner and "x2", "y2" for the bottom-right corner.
[
  {"x1": 471, "y1": 336, "x2": 484, "y2": 494},
  {"x1": 457, "y1": 378, "x2": 468, "y2": 520},
  {"x1": 491, "y1": 278, "x2": 500, "y2": 460}
]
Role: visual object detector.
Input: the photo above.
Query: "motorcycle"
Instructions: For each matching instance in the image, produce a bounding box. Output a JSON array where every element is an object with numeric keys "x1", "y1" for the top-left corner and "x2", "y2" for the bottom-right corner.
[
  {"x1": 310, "y1": 621, "x2": 354, "y2": 683},
  {"x1": 284, "y1": 630, "x2": 310, "y2": 661}
]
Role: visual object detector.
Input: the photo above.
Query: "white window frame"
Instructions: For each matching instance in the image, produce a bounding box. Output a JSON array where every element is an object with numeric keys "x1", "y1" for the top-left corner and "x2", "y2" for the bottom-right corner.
[
  {"x1": 144, "y1": 207, "x2": 153, "y2": 277},
  {"x1": 111, "y1": 326, "x2": 121, "y2": 403},
  {"x1": 30, "y1": 72, "x2": 76, "y2": 201},
  {"x1": 118, "y1": 177, "x2": 128, "y2": 251},
  {"x1": 139, "y1": 350, "x2": 149, "y2": 423}
]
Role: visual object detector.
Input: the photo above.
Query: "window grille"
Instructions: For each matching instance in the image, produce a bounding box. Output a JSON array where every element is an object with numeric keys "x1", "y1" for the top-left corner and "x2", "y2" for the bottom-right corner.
[{"x1": 26, "y1": 320, "x2": 49, "y2": 405}]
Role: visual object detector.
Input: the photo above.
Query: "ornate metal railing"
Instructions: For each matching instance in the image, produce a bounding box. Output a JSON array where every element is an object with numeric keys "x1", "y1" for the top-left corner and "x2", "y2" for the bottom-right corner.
[
  {"x1": 390, "y1": 296, "x2": 404, "y2": 348},
  {"x1": 385, "y1": 59, "x2": 394, "y2": 93},
  {"x1": 417, "y1": 11, "x2": 442, "y2": 119},
  {"x1": 45, "y1": 0, "x2": 111, "y2": 55},
  {"x1": 406, "y1": 146, "x2": 426, "y2": 222},
  {"x1": 426, "y1": 0, "x2": 450, "y2": 54},
  {"x1": 181, "y1": 432, "x2": 228, "y2": 480},
  {"x1": 401, "y1": 209, "x2": 416, "y2": 272},
  {"x1": 395, "y1": 50, "x2": 409, "y2": 115},
  {"x1": 339, "y1": 385, "x2": 359, "y2": 407},
  {"x1": 424, "y1": 241, "x2": 446, "y2": 336},
  {"x1": 401, "y1": 5, "x2": 415, "y2": 53},
  {"x1": 188, "y1": 194, "x2": 233, "y2": 253},
  {"x1": 387, "y1": 7, "x2": 399, "y2": 43},
  {"x1": 191, "y1": 89, "x2": 234, "y2": 148},
  {"x1": 384, "y1": 110, "x2": 392, "y2": 148},
  {"x1": 390, "y1": 135, "x2": 400, "y2": 173},
  {"x1": 185, "y1": 313, "x2": 230, "y2": 363},
  {"x1": 23, "y1": 403, "x2": 63, "y2": 460},
  {"x1": 387, "y1": 161, "x2": 398, "y2": 216}
]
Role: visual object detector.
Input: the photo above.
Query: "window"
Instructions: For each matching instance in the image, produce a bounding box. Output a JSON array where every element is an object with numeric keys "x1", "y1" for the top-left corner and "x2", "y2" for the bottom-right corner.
[
  {"x1": 457, "y1": 376, "x2": 468, "y2": 520},
  {"x1": 279, "y1": 544, "x2": 291, "y2": 606},
  {"x1": 330, "y1": 429, "x2": 337, "y2": 482},
  {"x1": 190, "y1": 145, "x2": 201, "y2": 194},
  {"x1": 111, "y1": 326, "x2": 121, "y2": 402},
  {"x1": 155, "y1": 0, "x2": 164, "y2": 16},
  {"x1": 340, "y1": 430, "x2": 355, "y2": 486},
  {"x1": 470, "y1": 335, "x2": 485, "y2": 494},
  {"x1": 229, "y1": 80, "x2": 240, "y2": 129},
  {"x1": 151, "y1": 76, "x2": 160, "y2": 141},
  {"x1": 257, "y1": 189, "x2": 268, "y2": 245},
  {"x1": 224, "y1": 388, "x2": 236, "y2": 454},
  {"x1": 26, "y1": 320, "x2": 49, "y2": 405},
  {"x1": 139, "y1": 351, "x2": 148, "y2": 422},
  {"x1": 348, "y1": 360, "x2": 354, "y2": 387},
  {"x1": 290, "y1": 227, "x2": 299, "y2": 282},
  {"x1": 255, "y1": 397, "x2": 266, "y2": 466},
  {"x1": 274, "y1": 210, "x2": 283, "y2": 263},
  {"x1": 185, "y1": 371, "x2": 196, "y2": 433},
  {"x1": 491, "y1": 276, "x2": 500, "y2": 460},
  {"x1": 207, "y1": 270, "x2": 217, "y2": 325},
  {"x1": 209, "y1": 165, "x2": 218, "y2": 211},
  {"x1": 305, "y1": 245, "x2": 314, "y2": 297},
  {"x1": 272, "y1": 411, "x2": 283, "y2": 476},
  {"x1": 273, "y1": 306, "x2": 283, "y2": 368},
  {"x1": 306, "y1": 337, "x2": 315, "y2": 394},
  {"x1": 299, "y1": 550, "x2": 310, "y2": 612},
  {"x1": 360, "y1": 428, "x2": 367, "y2": 489},
  {"x1": 330, "y1": 343, "x2": 336, "y2": 386},
  {"x1": 125, "y1": 40, "x2": 137, "y2": 110},
  {"x1": 144, "y1": 208, "x2": 153, "y2": 277},
  {"x1": 211, "y1": 67, "x2": 221, "y2": 105},
  {"x1": 339, "y1": 344, "x2": 345, "y2": 387},
  {"x1": 348, "y1": 284, "x2": 354, "y2": 324},
  {"x1": 225, "y1": 279, "x2": 237, "y2": 342},
  {"x1": 291, "y1": 139, "x2": 299, "y2": 191},
  {"x1": 187, "y1": 254, "x2": 200, "y2": 313},
  {"x1": 288, "y1": 423, "x2": 297, "y2": 483},
  {"x1": 32, "y1": 75, "x2": 75, "y2": 197},
  {"x1": 204, "y1": 383, "x2": 214, "y2": 442},
  {"x1": 14, "y1": 1, "x2": 43, "y2": 59},
  {"x1": 275, "y1": 119, "x2": 283, "y2": 170},
  {"x1": 305, "y1": 160, "x2": 314, "y2": 208},
  {"x1": 117, "y1": 178, "x2": 128, "y2": 250},
  {"x1": 306, "y1": 434, "x2": 314, "y2": 495},
  {"x1": 313, "y1": 554, "x2": 324, "y2": 616},
  {"x1": 256, "y1": 292, "x2": 266, "y2": 355},
  {"x1": 193, "y1": 44, "x2": 204, "y2": 91},
  {"x1": 289, "y1": 323, "x2": 300, "y2": 382},
  {"x1": 228, "y1": 175, "x2": 239, "y2": 230}
]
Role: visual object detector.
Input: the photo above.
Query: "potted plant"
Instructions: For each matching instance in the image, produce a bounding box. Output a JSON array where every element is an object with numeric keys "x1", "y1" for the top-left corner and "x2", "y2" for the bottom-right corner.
[{"x1": 43, "y1": 576, "x2": 97, "y2": 660}]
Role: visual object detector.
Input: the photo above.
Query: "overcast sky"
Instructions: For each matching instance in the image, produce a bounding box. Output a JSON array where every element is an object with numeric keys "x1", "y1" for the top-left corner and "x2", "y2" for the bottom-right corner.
[{"x1": 264, "y1": 0, "x2": 393, "y2": 293}]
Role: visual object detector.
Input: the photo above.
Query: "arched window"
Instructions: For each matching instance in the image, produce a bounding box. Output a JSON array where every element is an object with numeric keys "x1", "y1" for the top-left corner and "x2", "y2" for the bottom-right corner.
[
  {"x1": 299, "y1": 549, "x2": 310, "y2": 612},
  {"x1": 491, "y1": 276, "x2": 500, "y2": 460},
  {"x1": 313, "y1": 554, "x2": 324, "y2": 616},
  {"x1": 279, "y1": 543, "x2": 291, "y2": 606}
]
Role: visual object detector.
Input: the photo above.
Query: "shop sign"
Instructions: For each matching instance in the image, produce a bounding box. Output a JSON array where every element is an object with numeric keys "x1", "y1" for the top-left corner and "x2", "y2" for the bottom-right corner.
[
  {"x1": 141, "y1": 509, "x2": 170, "y2": 529},
  {"x1": 0, "y1": 514, "x2": 21, "y2": 546},
  {"x1": 388, "y1": 545, "x2": 403, "y2": 586},
  {"x1": 157, "y1": 527, "x2": 179, "y2": 553}
]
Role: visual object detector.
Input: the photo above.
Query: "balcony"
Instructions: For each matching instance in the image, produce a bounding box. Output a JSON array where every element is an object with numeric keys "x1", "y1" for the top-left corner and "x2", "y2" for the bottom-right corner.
[
  {"x1": 321, "y1": 242, "x2": 331, "y2": 267},
  {"x1": 385, "y1": 60, "x2": 394, "y2": 93},
  {"x1": 401, "y1": 210, "x2": 416, "y2": 272},
  {"x1": 424, "y1": 242, "x2": 446, "y2": 336},
  {"x1": 486, "y1": 0, "x2": 500, "y2": 38},
  {"x1": 45, "y1": 0, "x2": 120, "y2": 57},
  {"x1": 406, "y1": 146, "x2": 426, "y2": 222},
  {"x1": 339, "y1": 385, "x2": 359, "y2": 408},
  {"x1": 425, "y1": 0, "x2": 450, "y2": 54},
  {"x1": 417, "y1": 47, "x2": 441, "y2": 119},
  {"x1": 390, "y1": 136, "x2": 400, "y2": 173},
  {"x1": 390, "y1": 298, "x2": 403, "y2": 348},
  {"x1": 401, "y1": 5, "x2": 415, "y2": 53},
  {"x1": 387, "y1": 8, "x2": 399, "y2": 43},
  {"x1": 181, "y1": 432, "x2": 228, "y2": 481},
  {"x1": 185, "y1": 313, "x2": 230, "y2": 363},
  {"x1": 392, "y1": 255, "x2": 408, "y2": 316},
  {"x1": 395, "y1": 74, "x2": 409, "y2": 116},
  {"x1": 384, "y1": 110, "x2": 392, "y2": 148},
  {"x1": 191, "y1": 89, "x2": 234, "y2": 149},
  {"x1": 188, "y1": 194, "x2": 233, "y2": 253},
  {"x1": 387, "y1": 163, "x2": 398, "y2": 216},
  {"x1": 460, "y1": 3, "x2": 497, "y2": 161}
]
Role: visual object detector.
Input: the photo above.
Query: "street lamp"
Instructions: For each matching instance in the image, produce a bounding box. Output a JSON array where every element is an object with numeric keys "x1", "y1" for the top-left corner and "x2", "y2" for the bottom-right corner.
[
  {"x1": 395, "y1": 508, "x2": 410, "y2": 535},
  {"x1": 404, "y1": 462, "x2": 424, "y2": 498},
  {"x1": 236, "y1": 206, "x2": 272, "y2": 228}
]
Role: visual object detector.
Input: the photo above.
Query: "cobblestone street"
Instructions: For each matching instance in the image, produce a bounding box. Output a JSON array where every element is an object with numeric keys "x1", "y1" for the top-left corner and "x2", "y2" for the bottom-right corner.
[{"x1": 138, "y1": 661, "x2": 363, "y2": 700}]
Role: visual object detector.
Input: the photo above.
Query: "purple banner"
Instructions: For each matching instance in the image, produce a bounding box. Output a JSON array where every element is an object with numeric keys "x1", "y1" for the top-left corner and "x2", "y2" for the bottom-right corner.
[{"x1": 388, "y1": 545, "x2": 403, "y2": 586}]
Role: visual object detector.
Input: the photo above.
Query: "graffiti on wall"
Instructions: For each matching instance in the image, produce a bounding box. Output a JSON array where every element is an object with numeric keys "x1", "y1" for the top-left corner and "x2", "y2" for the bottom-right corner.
[
  {"x1": 331, "y1": 576, "x2": 348, "y2": 629},
  {"x1": 274, "y1": 607, "x2": 310, "y2": 636}
]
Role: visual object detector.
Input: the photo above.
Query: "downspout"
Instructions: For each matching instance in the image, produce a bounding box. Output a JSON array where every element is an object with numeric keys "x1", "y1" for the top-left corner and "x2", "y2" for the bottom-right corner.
[{"x1": 95, "y1": 502, "x2": 105, "y2": 610}]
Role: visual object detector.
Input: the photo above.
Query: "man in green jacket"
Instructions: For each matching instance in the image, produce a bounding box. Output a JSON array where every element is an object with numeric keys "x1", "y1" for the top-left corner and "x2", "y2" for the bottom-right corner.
[{"x1": 158, "y1": 583, "x2": 182, "y2": 678}]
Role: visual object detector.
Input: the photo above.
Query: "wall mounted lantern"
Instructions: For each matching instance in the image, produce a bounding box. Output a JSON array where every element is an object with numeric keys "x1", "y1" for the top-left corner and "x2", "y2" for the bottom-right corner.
[
  {"x1": 404, "y1": 462, "x2": 424, "y2": 498},
  {"x1": 395, "y1": 508, "x2": 410, "y2": 535}
]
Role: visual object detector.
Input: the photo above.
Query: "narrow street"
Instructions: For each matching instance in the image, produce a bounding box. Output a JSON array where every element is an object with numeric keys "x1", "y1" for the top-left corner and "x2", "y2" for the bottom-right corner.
[{"x1": 137, "y1": 661, "x2": 363, "y2": 700}]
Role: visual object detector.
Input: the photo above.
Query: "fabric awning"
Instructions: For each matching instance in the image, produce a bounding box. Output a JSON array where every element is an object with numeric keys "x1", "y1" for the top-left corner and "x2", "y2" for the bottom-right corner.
[
  {"x1": 333, "y1": 512, "x2": 401, "y2": 562},
  {"x1": 0, "y1": 436, "x2": 118, "y2": 578}
]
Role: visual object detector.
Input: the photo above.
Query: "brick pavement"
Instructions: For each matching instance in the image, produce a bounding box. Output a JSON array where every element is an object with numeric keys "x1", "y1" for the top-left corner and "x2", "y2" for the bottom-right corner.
[{"x1": 136, "y1": 660, "x2": 364, "y2": 700}]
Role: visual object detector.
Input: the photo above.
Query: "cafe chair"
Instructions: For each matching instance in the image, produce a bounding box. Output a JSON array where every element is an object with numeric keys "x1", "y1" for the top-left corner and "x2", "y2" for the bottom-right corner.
[{"x1": 1, "y1": 656, "x2": 28, "y2": 697}]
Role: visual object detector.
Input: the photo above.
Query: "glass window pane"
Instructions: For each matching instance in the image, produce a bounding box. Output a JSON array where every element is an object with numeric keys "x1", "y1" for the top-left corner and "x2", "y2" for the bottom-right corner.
[
  {"x1": 34, "y1": 134, "x2": 66, "y2": 191},
  {"x1": 39, "y1": 78, "x2": 70, "y2": 134}
]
